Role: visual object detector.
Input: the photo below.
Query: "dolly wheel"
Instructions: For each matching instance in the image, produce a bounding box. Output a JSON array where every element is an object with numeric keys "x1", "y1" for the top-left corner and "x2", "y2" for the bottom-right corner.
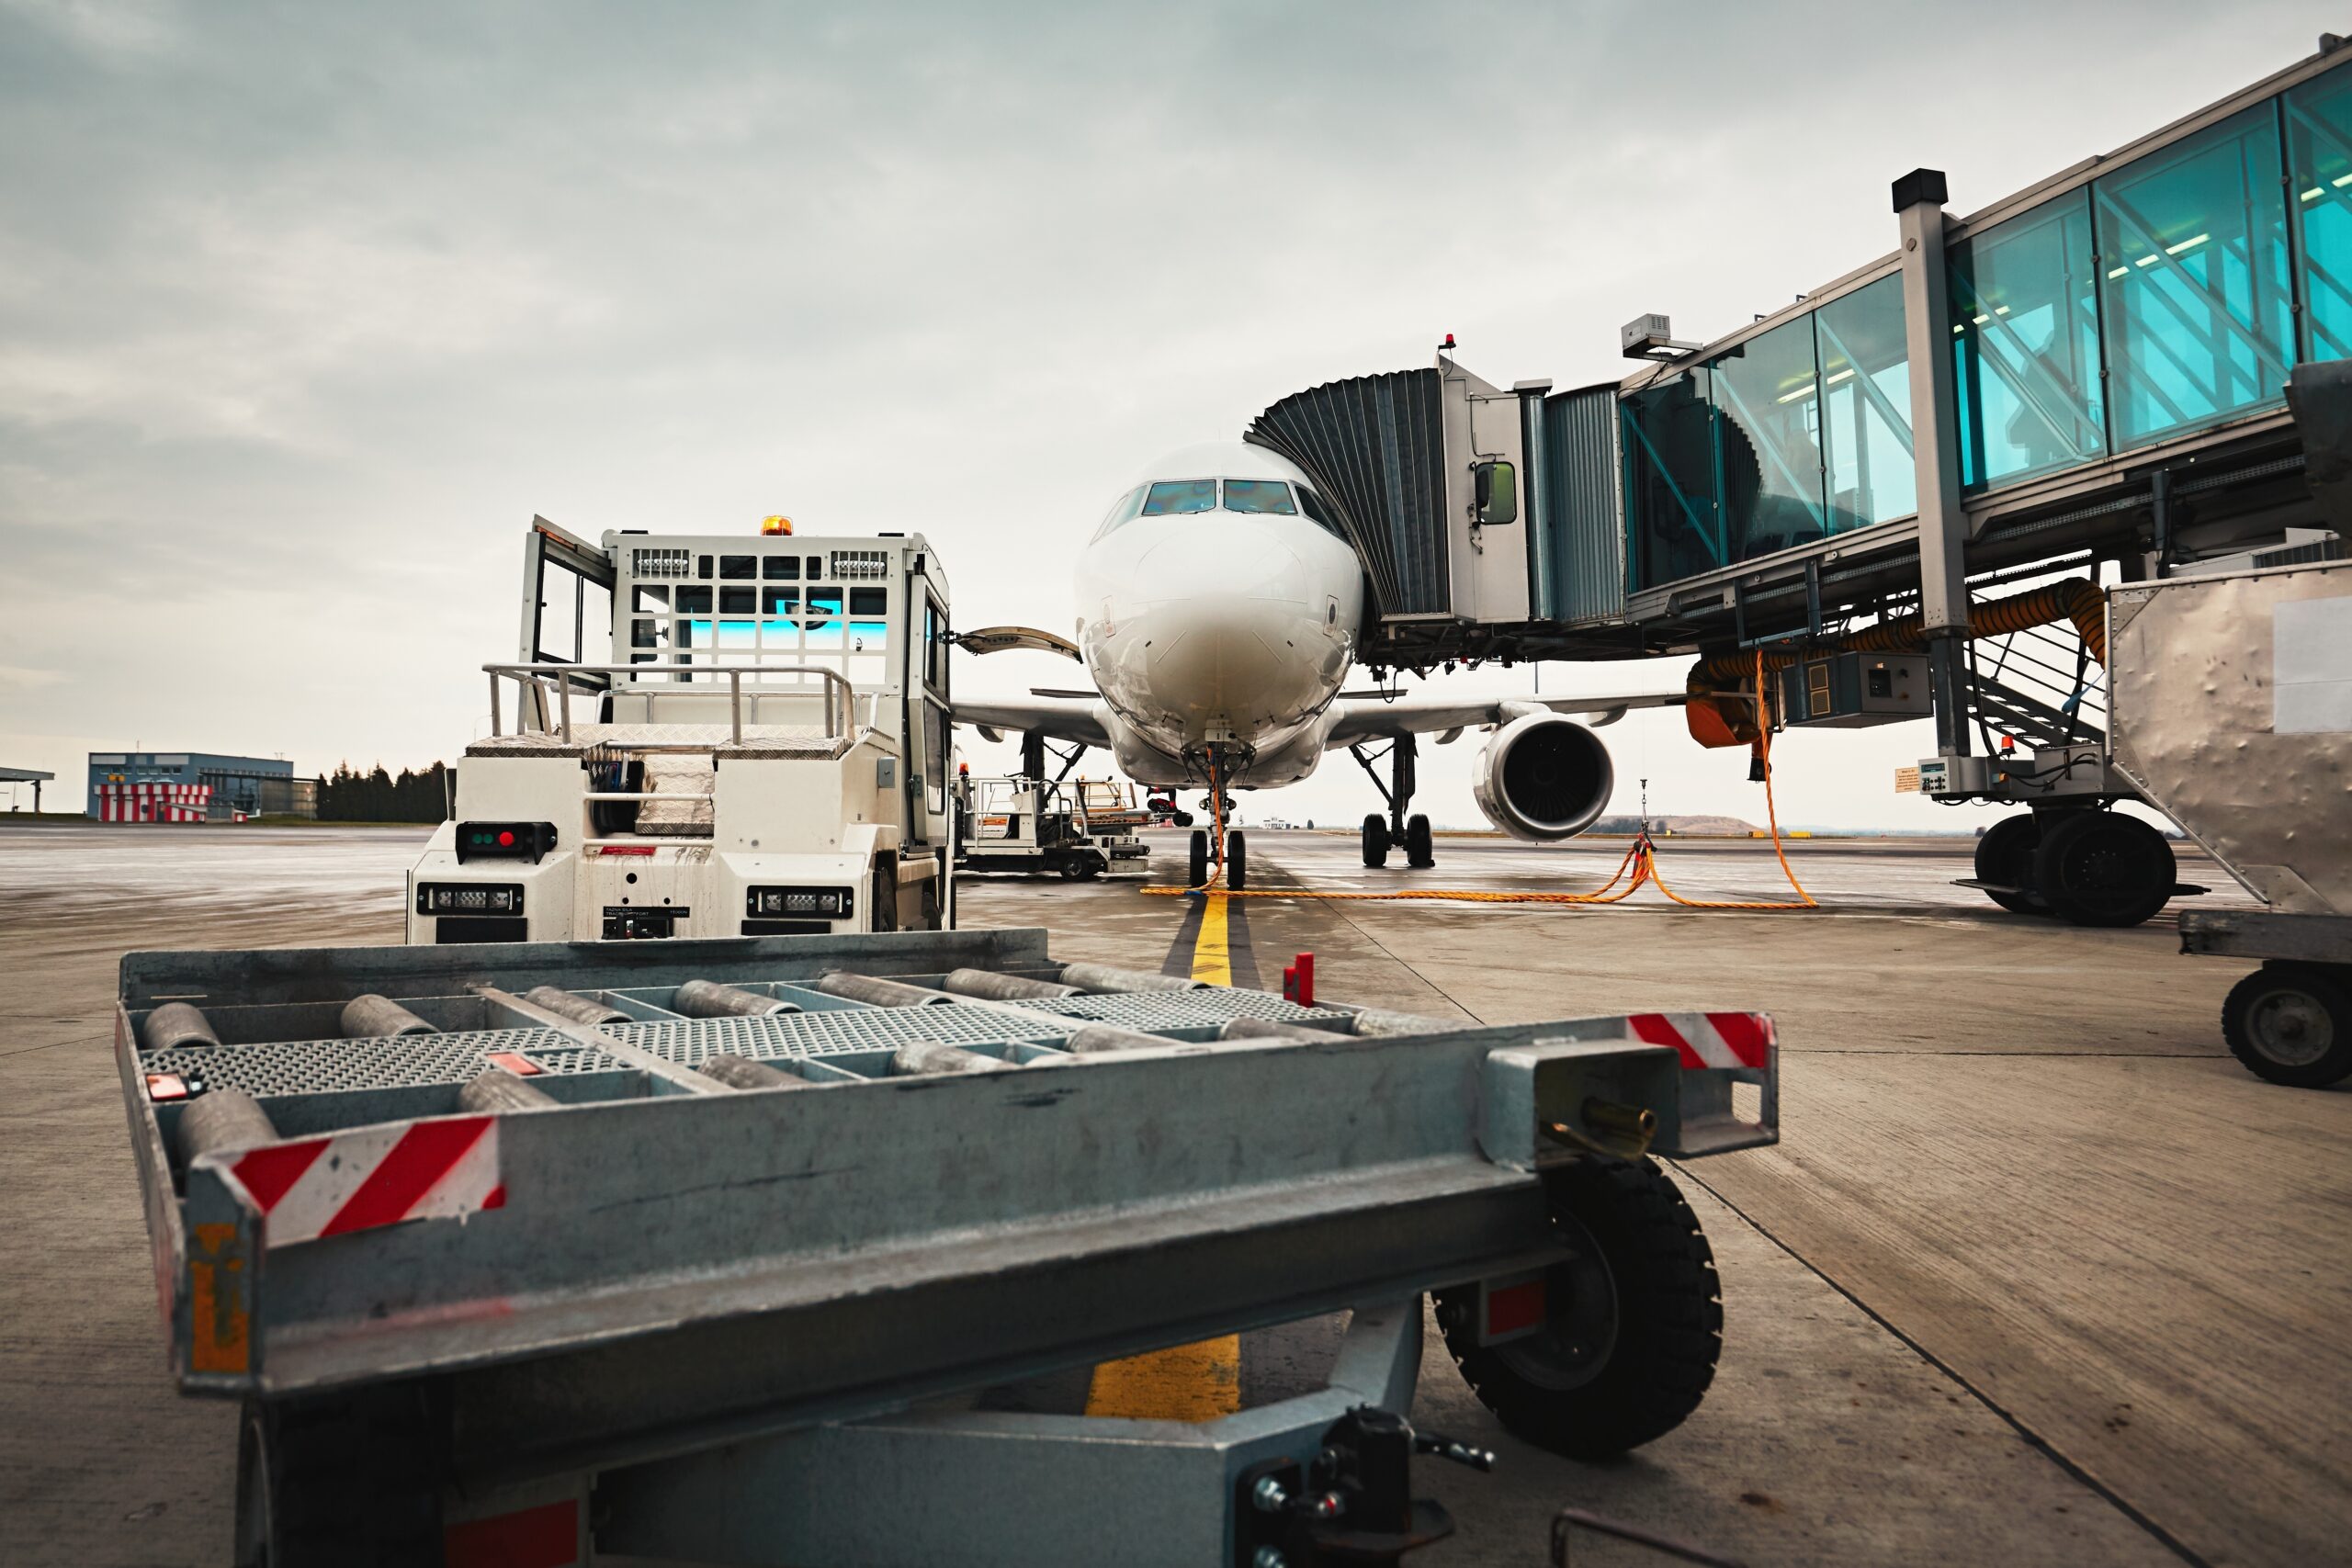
[
  {"x1": 2224, "y1": 963, "x2": 2352, "y2": 1088},
  {"x1": 1434, "y1": 1158, "x2": 1721, "y2": 1461},
  {"x1": 1405, "y1": 813, "x2": 1435, "y2": 868},
  {"x1": 1227, "y1": 829, "x2": 1249, "y2": 891},
  {"x1": 1362, "y1": 813, "x2": 1391, "y2": 868},
  {"x1": 1188, "y1": 829, "x2": 1210, "y2": 886},
  {"x1": 1973, "y1": 813, "x2": 2047, "y2": 914},
  {"x1": 2033, "y1": 810, "x2": 2177, "y2": 928}
]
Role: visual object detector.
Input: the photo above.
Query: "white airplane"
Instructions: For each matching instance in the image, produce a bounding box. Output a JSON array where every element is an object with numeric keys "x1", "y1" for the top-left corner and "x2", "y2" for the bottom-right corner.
[{"x1": 956, "y1": 441, "x2": 1679, "y2": 887}]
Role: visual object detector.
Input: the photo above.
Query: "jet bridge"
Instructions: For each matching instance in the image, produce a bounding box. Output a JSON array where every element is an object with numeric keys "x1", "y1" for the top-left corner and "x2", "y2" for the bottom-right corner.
[{"x1": 1250, "y1": 34, "x2": 2352, "y2": 921}]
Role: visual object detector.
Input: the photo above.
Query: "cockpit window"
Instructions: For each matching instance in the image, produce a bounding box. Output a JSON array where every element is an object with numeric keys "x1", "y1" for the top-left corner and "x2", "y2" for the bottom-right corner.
[
  {"x1": 1220, "y1": 479, "x2": 1296, "y2": 514},
  {"x1": 1091, "y1": 485, "x2": 1148, "y2": 543},
  {"x1": 1141, "y1": 479, "x2": 1218, "y2": 515},
  {"x1": 1295, "y1": 485, "x2": 1346, "y2": 539}
]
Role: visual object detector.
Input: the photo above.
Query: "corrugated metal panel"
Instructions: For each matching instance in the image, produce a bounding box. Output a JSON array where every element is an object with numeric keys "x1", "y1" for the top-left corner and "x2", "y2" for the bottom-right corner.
[
  {"x1": 1247, "y1": 369, "x2": 1450, "y2": 617},
  {"x1": 1532, "y1": 384, "x2": 1626, "y2": 624}
]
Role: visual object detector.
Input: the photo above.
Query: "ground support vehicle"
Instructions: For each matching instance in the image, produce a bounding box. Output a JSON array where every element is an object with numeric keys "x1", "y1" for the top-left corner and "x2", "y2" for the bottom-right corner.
[
  {"x1": 2098, "y1": 556, "x2": 2352, "y2": 1085},
  {"x1": 407, "y1": 519, "x2": 959, "y2": 943},
  {"x1": 116, "y1": 929, "x2": 1777, "y2": 1566},
  {"x1": 954, "y1": 774, "x2": 1150, "y2": 879}
]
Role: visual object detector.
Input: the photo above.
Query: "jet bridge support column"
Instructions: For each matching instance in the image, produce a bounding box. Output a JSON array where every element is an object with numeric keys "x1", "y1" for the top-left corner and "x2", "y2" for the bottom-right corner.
[{"x1": 1894, "y1": 168, "x2": 1973, "y2": 759}]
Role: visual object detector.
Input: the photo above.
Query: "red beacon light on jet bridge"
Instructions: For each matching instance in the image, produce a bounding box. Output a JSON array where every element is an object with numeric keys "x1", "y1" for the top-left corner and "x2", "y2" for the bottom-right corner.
[
  {"x1": 1439, "y1": 333, "x2": 1456, "y2": 353},
  {"x1": 761, "y1": 515, "x2": 794, "y2": 536}
]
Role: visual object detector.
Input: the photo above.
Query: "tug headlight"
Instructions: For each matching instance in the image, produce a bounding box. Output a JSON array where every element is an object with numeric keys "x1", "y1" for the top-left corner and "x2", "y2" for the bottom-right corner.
[
  {"x1": 746, "y1": 886, "x2": 852, "y2": 918},
  {"x1": 416, "y1": 884, "x2": 525, "y2": 916}
]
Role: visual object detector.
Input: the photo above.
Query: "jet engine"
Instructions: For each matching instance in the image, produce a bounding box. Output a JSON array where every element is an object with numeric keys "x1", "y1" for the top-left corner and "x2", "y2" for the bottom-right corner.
[{"x1": 1469, "y1": 709, "x2": 1614, "y2": 841}]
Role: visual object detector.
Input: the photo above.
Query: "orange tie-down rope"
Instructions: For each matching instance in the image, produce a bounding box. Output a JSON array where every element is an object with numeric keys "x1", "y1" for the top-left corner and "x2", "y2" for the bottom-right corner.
[{"x1": 1143, "y1": 651, "x2": 1816, "y2": 911}]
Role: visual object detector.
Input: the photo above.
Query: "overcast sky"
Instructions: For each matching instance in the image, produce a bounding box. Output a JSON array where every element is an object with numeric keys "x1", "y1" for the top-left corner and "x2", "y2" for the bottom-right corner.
[{"x1": 1, "y1": 1, "x2": 2335, "y2": 826}]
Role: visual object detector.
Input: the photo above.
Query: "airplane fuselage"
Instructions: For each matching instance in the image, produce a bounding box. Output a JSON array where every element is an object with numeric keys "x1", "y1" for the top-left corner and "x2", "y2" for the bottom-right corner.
[{"x1": 1073, "y1": 443, "x2": 1364, "y2": 787}]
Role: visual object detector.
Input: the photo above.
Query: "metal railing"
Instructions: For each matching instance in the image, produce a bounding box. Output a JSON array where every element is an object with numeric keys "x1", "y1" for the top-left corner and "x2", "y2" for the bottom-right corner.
[{"x1": 483, "y1": 662, "x2": 858, "y2": 746}]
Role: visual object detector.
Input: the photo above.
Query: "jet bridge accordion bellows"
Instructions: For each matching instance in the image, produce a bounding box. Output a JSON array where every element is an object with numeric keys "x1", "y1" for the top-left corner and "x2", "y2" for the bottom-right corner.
[{"x1": 1246, "y1": 367, "x2": 1451, "y2": 619}]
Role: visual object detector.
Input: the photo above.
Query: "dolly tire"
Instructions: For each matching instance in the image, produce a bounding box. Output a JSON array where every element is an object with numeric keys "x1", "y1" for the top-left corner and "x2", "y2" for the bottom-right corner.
[
  {"x1": 1362, "y1": 814, "x2": 1390, "y2": 868},
  {"x1": 1434, "y1": 1158, "x2": 1721, "y2": 1461},
  {"x1": 1973, "y1": 813, "x2": 2046, "y2": 914},
  {"x1": 1188, "y1": 829, "x2": 1209, "y2": 886},
  {"x1": 2223, "y1": 963, "x2": 2352, "y2": 1088},
  {"x1": 234, "y1": 1385, "x2": 445, "y2": 1567}
]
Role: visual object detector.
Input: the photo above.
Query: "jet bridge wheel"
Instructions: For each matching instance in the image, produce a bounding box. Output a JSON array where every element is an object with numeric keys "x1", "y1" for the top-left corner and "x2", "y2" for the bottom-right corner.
[
  {"x1": 1973, "y1": 812, "x2": 2048, "y2": 914},
  {"x1": 2223, "y1": 963, "x2": 2352, "y2": 1088},
  {"x1": 234, "y1": 1384, "x2": 445, "y2": 1567},
  {"x1": 2033, "y1": 809, "x2": 2177, "y2": 928},
  {"x1": 1433, "y1": 1157, "x2": 1721, "y2": 1461},
  {"x1": 1362, "y1": 814, "x2": 1391, "y2": 868}
]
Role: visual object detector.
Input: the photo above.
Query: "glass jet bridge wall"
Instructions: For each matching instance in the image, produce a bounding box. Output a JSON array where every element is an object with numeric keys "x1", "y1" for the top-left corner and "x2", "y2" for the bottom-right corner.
[{"x1": 1622, "y1": 57, "x2": 2352, "y2": 595}]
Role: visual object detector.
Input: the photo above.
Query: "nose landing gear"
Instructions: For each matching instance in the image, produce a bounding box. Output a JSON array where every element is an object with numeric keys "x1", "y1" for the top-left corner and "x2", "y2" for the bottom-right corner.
[{"x1": 1351, "y1": 734, "x2": 1434, "y2": 869}]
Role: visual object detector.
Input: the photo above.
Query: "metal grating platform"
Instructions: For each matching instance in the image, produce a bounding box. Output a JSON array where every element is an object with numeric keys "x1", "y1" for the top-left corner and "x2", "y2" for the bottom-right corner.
[
  {"x1": 1024, "y1": 988, "x2": 1353, "y2": 1029},
  {"x1": 614, "y1": 1005, "x2": 1080, "y2": 1066},
  {"x1": 141, "y1": 1032, "x2": 629, "y2": 1097}
]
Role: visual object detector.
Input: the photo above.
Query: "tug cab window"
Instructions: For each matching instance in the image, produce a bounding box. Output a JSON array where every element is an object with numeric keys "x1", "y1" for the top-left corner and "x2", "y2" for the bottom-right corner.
[{"x1": 1220, "y1": 479, "x2": 1297, "y2": 514}]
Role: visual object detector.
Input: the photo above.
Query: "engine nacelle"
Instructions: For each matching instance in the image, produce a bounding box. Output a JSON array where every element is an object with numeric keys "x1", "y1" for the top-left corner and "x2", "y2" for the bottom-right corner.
[{"x1": 1470, "y1": 711, "x2": 1614, "y2": 841}]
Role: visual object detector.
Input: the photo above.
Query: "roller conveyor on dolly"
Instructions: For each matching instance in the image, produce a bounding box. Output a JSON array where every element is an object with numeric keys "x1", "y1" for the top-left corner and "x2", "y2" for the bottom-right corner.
[{"x1": 117, "y1": 928, "x2": 1779, "y2": 1567}]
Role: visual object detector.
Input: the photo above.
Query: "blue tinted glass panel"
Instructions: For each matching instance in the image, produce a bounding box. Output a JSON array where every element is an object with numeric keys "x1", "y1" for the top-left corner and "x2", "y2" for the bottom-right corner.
[
  {"x1": 2094, "y1": 103, "x2": 2293, "y2": 447},
  {"x1": 1622, "y1": 368, "x2": 1720, "y2": 591},
  {"x1": 2285, "y1": 62, "x2": 2352, "y2": 362},
  {"x1": 1141, "y1": 479, "x2": 1216, "y2": 515},
  {"x1": 1814, "y1": 275, "x2": 1915, "y2": 528},
  {"x1": 1951, "y1": 194, "x2": 2106, "y2": 489},
  {"x1": 1710, "y1": 316, "x2": 1826, "y2": 560}
]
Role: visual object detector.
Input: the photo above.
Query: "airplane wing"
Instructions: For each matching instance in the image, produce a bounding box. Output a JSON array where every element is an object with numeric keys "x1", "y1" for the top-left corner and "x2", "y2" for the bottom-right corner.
[
  {"x1": 950, "y1": 694, "x2": 1114, "y2": 748},
  {"x1": 1325, "y1": 691, "x2": 1685, "y2": 747}
]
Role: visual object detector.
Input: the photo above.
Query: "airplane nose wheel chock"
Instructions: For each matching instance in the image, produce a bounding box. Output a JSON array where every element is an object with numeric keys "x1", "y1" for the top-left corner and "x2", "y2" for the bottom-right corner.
[{"x1": 1351, "y1": 735, "x2": 1433, "y2": 869}]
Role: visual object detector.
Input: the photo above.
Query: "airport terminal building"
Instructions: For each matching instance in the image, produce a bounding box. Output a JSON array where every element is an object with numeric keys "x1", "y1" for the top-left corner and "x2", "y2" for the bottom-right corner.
[{"x1": 86, "y1": 750, "x2": 315, "y2": 820}]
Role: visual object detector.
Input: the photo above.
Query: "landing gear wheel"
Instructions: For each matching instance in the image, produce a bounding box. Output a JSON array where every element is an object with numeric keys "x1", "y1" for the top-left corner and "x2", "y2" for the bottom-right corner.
[
  {"x1": 1361, "y1": 813, "x2": 1391, "y2": 868},
  {"x1": 2223, "y1": 964, "x2": 2352, "y2": 1088},
  {"x1": 2033, "y1": 810, "x2": 2177, "y2": 928},
  {"x1": 1973, "y1": 813, "x2": 2047, "y2": 914},
  {"x1": 234, "y1": 1386, "x2": 445, "y2": 1567},
  {"x1": 1433, "y1": 1157, "x2": 1721, "y2": 1461},
  {"x1": 1404, "y1": 813, "x2": 1434, "y2": 868},
  {"x1": 1188, "y1": 829, "x2": 1209, "y2": 886},
  {"x1": 1227, "y1": 830, "x2": 1249, "y2": 891}
]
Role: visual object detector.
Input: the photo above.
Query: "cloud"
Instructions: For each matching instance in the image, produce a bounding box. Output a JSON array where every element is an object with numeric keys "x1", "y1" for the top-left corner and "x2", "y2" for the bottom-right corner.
[{"x1": 0, "y1": 0, "x2": 2333, "y2": 827}]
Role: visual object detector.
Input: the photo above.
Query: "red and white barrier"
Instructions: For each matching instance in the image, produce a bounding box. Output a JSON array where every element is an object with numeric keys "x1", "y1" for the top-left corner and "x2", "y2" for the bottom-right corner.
[
  {"x1": 220, "y1": 1116, "x2": 505, "y2": 1247},
  {"x1": 96, "y1": 782, "x2": 213, "y2": 823},
  {"x1": 1627, "y1": 1011, "x2": 1775, "y2": 1072}
]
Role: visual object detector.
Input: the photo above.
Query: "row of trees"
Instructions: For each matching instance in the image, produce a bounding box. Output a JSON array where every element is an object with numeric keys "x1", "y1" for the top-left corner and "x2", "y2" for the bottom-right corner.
[{"x1": 317, "y1": 761, "x2": 451, "y2": 822}]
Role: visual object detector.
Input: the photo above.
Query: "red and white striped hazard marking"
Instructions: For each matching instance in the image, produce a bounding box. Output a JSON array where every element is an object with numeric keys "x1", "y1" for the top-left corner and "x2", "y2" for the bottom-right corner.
[
  {"x1": 1627, "y1": 1012, "x2": 1774, "y2": 1072},
  {"x1": 221, "y1": 1117, "x2": 504, "y2": 1247},
  {"x1": 97, "y1": 782, "x2": 213, "y2": 823}
]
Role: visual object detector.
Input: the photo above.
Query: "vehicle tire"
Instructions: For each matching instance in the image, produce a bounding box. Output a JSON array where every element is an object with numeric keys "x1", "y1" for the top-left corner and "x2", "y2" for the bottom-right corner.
[
  {"x1": 1057, "y1": 858, "x2": 1082, "y2": 880},
  {"x1": 1973, "y1": 812, "x2": 2047, "y2": 914},
  {"x1": 2033, "y1": 810, "x2": 2177, "y2": 928},
  {"x1": 1433, "y1": 1157, "x2": 1721, "y2": 1461},
  {"x1": 2222, "y1": 963, "x2": 2352, "y2": 1088},
  {"x1": 1076, "y1": 856, "x2": 1104, "y2": 880},
  {"x1": 1362, "y1": 813, "x2": 1391, "y2": 868},
  {"x1": 234, "y1": 1385, "x2": 445, "y2": 1567},
  {"x1": 1188, "y1": 829, "x2": 1209, "y2": 886},
  {"x1": 1227, "y1": 830, "x2": 1249, "y2": 891},
  {"x1": 1404, "y1": 813, "x2": 1434, "y2": 868},
  {"x1": 1172, "y1": 810, "x2": 1195, "y2": 828},
  {"x1": 870, "y1": 853, "x2": 900, "y2": 931}
]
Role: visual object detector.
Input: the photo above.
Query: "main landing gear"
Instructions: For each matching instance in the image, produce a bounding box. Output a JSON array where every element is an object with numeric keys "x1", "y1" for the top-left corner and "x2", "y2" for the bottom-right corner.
[{"x1": 1351, "y1": 734, "x2": 1433, "y2": 870}]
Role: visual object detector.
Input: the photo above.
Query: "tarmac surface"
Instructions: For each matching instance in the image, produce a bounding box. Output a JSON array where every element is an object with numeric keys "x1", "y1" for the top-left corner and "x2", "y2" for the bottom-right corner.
[{"x1": 2, "y1": 821, "x2": 2341, "y2": 1567}]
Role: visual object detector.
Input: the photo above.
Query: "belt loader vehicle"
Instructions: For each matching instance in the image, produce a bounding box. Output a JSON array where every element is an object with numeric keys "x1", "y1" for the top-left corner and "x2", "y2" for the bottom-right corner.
[{"x1": 407, "y1": 519, "x2": 959, "y2": 944}]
